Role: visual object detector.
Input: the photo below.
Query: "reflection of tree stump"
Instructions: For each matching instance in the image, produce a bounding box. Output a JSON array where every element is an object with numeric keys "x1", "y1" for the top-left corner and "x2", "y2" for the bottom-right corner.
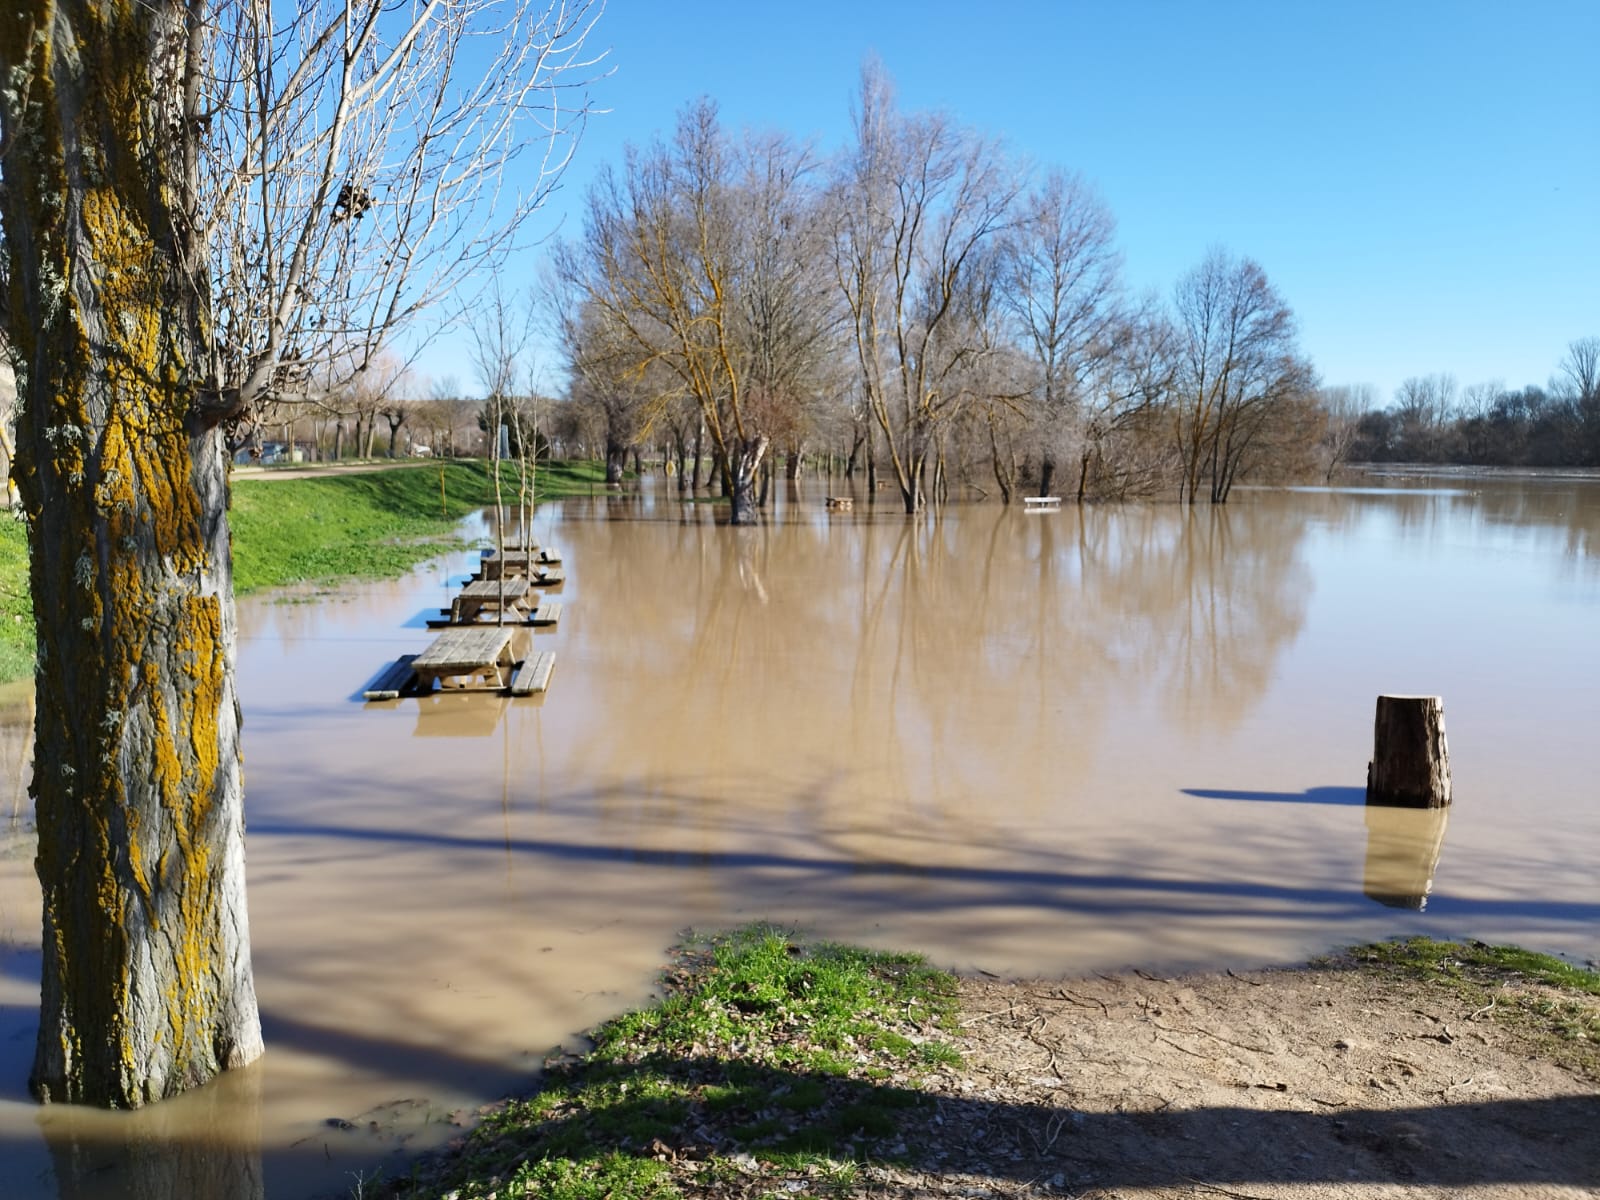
[
  {"x1": 1364, "y1": 805, "x2": 1450, "y2": 910},
  {"x1": 1366, "y1": 694, "x2": 1451, "y2": 808}
]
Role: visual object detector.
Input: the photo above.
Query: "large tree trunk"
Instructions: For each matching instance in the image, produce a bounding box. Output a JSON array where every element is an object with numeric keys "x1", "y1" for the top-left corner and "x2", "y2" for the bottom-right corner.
[
  {"x1": 0, "y1": 0, "x2": 263, "y2": 1107},
  {"x1": 727, "y1": 436, "x2": 768, "y2": 525},
  {"x1": 1039, "y1": 453, "x2": 1057, "y2": 499},
  {"x1": 604, "y1": 434, "x2": 626, "y2": 485}
]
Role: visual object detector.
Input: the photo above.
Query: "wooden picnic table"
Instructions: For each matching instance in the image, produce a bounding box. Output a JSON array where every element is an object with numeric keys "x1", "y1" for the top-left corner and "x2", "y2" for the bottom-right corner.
[
  {"x1": 451, "y1": 577, "x2": 533, "y2": 623},
  {"x1": 409, "y1": 626, "x2": 517, "y2": 692},
  {"x1": 480, "y1": 547, "x2": 563, "y2": 580},
  {"x1": 480, "y1": 549, "x2": 534, "y2": 581}
]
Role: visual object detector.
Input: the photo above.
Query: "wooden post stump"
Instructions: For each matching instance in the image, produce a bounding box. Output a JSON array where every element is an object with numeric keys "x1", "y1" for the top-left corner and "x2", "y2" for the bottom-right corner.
[{"x1": 1366, "y1": 694, "x2": 1451, "y2": 808}]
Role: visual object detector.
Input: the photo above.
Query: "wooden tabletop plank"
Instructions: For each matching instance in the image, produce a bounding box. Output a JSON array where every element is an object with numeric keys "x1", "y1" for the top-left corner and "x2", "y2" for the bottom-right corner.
[
  {"x1": 413, "y1": 627, "x2": 514, "y2": 672},
  {"x1": 457, "y1": 578, "x2": 530, "y2": 601}
]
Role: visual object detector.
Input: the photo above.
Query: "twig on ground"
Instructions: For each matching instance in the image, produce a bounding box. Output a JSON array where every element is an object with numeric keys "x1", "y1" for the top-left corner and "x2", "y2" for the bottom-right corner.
[
  {"x1": 1038, "y1": 986, "x2": 1111, "y2": 1015},
  {"x1": 961, "y1": 1004, "x2": 1021, "y2": 1027},
  {"x1": 1184, "y1": 1180, "x2": 1280, "y2": 1200},
  {"x1": 1148, "y1": 1018, "x2": 1274, "y2": 1055},
  {"x1": 1155, "y1": 1035, "x2": 1208, "y2": 1059}
]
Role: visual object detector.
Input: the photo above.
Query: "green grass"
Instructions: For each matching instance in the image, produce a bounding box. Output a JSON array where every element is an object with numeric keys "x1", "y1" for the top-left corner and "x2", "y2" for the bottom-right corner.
[
  {"x1": 0, "y1": 458, "x2": 608, "y2": 682},
  {"x1": 0, "y1": 515, "x2": 33, "y2": 685},
  {"x1": 1339, "y1": 937, "x2": 1600, "y2": 1080},
  {"x1": 231, "y1": 459, "x2": 603, "y2": 594},
  {"x1": 1346, "y1": 936, "x2": 1600, "y2": 996},
  {"x1": 395, "y1": 924, "x2": 961, "y2": 1200}
]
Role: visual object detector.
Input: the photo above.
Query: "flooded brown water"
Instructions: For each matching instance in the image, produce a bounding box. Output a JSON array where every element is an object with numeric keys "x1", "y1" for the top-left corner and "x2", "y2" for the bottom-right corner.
[{"x1": 1, "y1": 475, "x2": 1597, "y2": 1197}]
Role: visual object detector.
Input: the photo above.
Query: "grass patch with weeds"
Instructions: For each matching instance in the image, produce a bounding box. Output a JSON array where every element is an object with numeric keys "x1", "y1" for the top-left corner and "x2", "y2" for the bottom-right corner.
[
  {"x1": 394, "y1": 924, "x2": 961, "y2": 1200},
  {"x1": 1340, "y1": 936, "x2": 1600, "y2": 1080}
]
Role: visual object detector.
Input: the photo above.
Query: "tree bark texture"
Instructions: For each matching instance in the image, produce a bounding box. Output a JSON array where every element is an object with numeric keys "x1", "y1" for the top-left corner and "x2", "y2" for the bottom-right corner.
[
  {"x1": 1366, "y1": 694, "x2": 1452, "y2": 809},
  {"x1": 726, "y1": 437, "x2": 767, "y2": 525},
  {"x1": 0, "y1": 0, "x2": 264, "y2": 1106}
]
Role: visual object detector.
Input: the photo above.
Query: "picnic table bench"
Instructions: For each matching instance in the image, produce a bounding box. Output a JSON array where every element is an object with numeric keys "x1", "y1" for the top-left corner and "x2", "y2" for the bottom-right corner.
[{"x1": 409, "y1": 626, "x2": 517, "y2": 692}]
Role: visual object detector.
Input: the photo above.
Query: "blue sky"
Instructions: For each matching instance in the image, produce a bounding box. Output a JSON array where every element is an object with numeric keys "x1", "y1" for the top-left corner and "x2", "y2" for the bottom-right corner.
[{"x1": 418, "y1": 0, "x2": 1599, "y2": 407}]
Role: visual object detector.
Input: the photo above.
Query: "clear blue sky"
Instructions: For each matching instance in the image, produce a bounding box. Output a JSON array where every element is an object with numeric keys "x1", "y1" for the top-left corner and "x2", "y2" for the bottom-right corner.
[{"x1": 417, "y1": 0, "x2": 1599, "y2": 407}]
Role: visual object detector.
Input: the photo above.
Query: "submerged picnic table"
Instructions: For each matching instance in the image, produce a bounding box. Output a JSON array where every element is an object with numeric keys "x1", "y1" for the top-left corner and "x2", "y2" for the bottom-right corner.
[
  {"x1": 450, "y1": 577, "x2": 533, "y2": 623},
  {"x1": 480, "y1": 547, "x2": 564, "y2": 581},
  {"x1": 409, "y1": 626, "x2": 517, "y2": 692}
]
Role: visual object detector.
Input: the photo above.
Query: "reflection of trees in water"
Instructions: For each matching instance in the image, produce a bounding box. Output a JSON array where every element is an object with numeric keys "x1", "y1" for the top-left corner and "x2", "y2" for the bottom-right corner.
[
  {"x1": 1073, "y1": 502, "x2": 1313, "y2": 731},
  {"x1": 554, "y1": 499, "x2": 1311, "y2": 834},
  {"x1": 1311, "y1": 480, "x2": 1600, "y2": 574}
]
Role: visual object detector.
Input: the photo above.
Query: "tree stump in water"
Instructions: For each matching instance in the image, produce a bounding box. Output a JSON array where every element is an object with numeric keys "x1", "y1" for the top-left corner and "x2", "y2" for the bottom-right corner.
[{"x1": 1366, "y1": 695, "x2": 1451, "y2": 808}]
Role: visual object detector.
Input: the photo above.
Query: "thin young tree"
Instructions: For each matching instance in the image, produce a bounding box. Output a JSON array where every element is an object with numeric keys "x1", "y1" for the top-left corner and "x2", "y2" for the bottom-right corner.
[{"x1": 0, "y1": 0, "x2": 603, "y2": 1108}]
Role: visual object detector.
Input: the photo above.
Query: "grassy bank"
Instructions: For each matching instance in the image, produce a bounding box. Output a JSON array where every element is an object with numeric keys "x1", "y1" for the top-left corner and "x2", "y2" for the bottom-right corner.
[
  {"x1": 391, "y1": 925, "x2": 962, "y2": 1200},
  {"x1": 230, "y1": 458, "x2": 603, "y2": 593},
  {"x1": 383, "y1": 931, "x2": 1600, "y2": 1200},
  {"x1": 0, "y1": 458, "x2": 607, "y2": 684}
]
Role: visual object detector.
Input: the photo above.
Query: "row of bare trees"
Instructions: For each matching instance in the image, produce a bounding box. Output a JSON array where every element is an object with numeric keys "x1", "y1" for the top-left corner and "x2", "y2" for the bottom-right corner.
[
  {"x1": 1348, "y1": 339, "x2": 1600, "y2": 467},
  {"x1": 554, "y1": 64, "x2": 1324, "y2": 518}
]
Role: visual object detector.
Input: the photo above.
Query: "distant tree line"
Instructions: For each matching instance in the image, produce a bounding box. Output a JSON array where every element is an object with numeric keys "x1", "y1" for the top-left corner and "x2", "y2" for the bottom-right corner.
[
  {"x1": 1348, "y1": 338, "x2": 1600, "y2": 468},
  {"x1": 550, "y1": 64, "x2": 1330, "y2": 517}
]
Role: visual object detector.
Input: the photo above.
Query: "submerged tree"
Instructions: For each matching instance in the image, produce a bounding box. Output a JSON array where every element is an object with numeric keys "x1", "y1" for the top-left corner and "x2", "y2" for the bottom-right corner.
[
  {"x1": 562, "y1": 100, "x2": 835, "y2": 522},
  {"x1": 830, "y1": 63, "x2": 1018, "y2": 513},
  {"x1": 1170, "y1": 250, "x2": 1315, "y2": 503},
  {"x1": 1001, "y1": 170, "x2": 1123, "y2": 499},
  {"x1": 0, "y1": 0, "x2": 602, "y2": 1108}
]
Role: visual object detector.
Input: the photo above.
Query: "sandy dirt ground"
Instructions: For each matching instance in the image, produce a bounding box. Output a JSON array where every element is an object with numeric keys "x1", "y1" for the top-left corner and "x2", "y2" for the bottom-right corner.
[{"x1": 861, "y1": 961, "x2": 1598, "y2": 1199}]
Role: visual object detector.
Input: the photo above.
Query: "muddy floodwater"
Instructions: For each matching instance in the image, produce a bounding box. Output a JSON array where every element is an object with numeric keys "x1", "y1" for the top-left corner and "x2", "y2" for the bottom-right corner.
[{"x1": 0, "y1": 474, "x2": 1597, "y2": 1197}]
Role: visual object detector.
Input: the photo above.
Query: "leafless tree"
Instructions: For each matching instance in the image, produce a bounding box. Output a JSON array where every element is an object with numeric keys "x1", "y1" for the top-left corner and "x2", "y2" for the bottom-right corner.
[
  {"x1": 1556, "y1": 336, "x2": 1600, "y2": 460},
  {"x1": 552, "y1": 291, "x2": 654, "y2": 484},
  {"x1": 1318, "y1": 382, "x2": 1378, "y2": 480},
  {"x1": 562, "y1": 100, "x2": 835, "y2": 522},
  {"x1": 830, "y1": 62, "x2": 1019, "y2": 513},
  {"x1": 1075, "y1": 302, "x2": 1181, "y2": 500},
  {"x1": 1393, "y1": 373, "x2": 1458, "y2": 430},
  {"x1": 1171, "y1": 250, "x2": 1316, "y2": 503},
  {"x1": 196, "y1": 0, "x2": 605, "y2": 440},
  {"x1": 1001, "y1": 169, "x2": 1123, "y2": 498},
  {"x1": 1557, "y1": 337, "x2": 1600, "y2": 405}
]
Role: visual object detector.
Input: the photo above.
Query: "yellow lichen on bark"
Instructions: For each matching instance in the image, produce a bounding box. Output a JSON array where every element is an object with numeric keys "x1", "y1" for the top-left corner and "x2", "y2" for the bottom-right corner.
[{"x1": 7, "y1": 0, "x2": 262, "y2": 1107}]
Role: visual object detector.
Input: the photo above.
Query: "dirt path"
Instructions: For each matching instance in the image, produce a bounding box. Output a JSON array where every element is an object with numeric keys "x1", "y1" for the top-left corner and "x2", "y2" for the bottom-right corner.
[
  {"x1": 232, "y1": 460, "x2": 430, "y2": 482},
  {"x1": 870, "y1": 961, "x2": 1598, "y2": 1199}
]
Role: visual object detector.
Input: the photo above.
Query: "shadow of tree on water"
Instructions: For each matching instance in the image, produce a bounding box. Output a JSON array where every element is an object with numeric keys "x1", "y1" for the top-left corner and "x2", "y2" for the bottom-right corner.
[{"x1": 246, "y1": 817, "x2": 1600, "y2": 929}]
